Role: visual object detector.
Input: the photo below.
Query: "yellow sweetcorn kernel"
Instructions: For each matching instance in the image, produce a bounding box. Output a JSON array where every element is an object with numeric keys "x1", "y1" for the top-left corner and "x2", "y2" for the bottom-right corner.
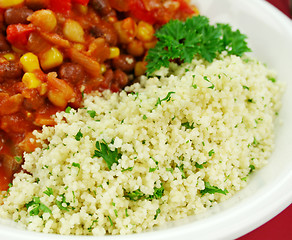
[
  {"x1": 136, "y1": 21, "x2": 155, "y2": 42},
  {"x1": 22, "y1": 73, "x2": 42, "y2": 89},
  {"x1": 63, "y1": 19, "x2": 85, "y2": 43},
  {"x1": 40, "y1": 47, "x2": 63, "y2": 70},
  {"x1": 109, "y1": 47, "x2": 120, "y2": 59},
  {"x1": 3, "y1": 53, "x2": 16, "y2": 61},
  {"x1": 75, "y1": 4, "x2": 88, "y2": 14},
  {"x1": 0, "y1": 0, "x2": 24, "y2": 8},
  {"x1": 20, "y1": 52, "x2": 40, "y2": 72},
  {"x1": 27, "y1": 9, "x2": 57, "y2": 32},
  {"x1": 100, "y1": 64, "x2": 107, "y2": 74}
]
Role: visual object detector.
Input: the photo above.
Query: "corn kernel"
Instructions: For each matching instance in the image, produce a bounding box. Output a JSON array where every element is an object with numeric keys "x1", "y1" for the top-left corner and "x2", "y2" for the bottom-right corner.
[
  {"x1": 137, "y1": 21, "x2": 155, "y2": 42},
  {"x1": 20, "y1": 52, "x2": 40, "y2": 72},
  {"x1": 100, "y1": 64, "x2": 107, "y2": 74},
  {"x1": 73, "y1": 43, "x2": 85, "y2": 51},
  {"x1": 22, "y1": 73, "x2": 42, "y2": 89},
  {"x1": 109, "y1": 47, "x2": 120, "y2": 59},
  {"x1": 0, "y1": 0, "x2": 24, "y2": 8},
  {"x1": 134, "y1": 61, "x2": 147, "y2": 76},
  {"x1": 127, "y1": 40, "x2": 144, "y2": 57},
  {"x1": 3, "y1": 53, "x2": 16, "y2": 61},
  {"x1": 75, "y1": 4, "x2": 88, "y2": 14},
  {"x1": 40, "y1": 47, "x2": 63, "y2": 70},
  {"x1": 39, "y1": 83, "x2": 48, "y2": 96},
  {"x1": 27, "y1": 10, "x2": 57, "y2": 32},
  {"x1": 63, "y1": 19, "x2": 85, "y2": 43}
]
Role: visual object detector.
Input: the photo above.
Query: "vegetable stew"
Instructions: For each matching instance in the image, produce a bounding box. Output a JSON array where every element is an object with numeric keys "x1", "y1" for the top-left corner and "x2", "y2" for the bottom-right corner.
[{"x1": 0, "y1": 0, "x2": 197, "y2": 190}]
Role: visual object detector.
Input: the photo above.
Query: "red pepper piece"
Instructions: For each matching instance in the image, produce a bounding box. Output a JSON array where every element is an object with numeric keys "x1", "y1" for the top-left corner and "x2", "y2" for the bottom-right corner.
[
  {"x1": 49, "y1": 0, "x2": 72, "y2": 13},
  {"x1": 176, "y1": 0, "x2": 194, "y2": 14},
  {"x1": 72, "y1": 0, "x2": 90, "y2": 5},
  {"x1": 6, "y1": 24, "x2": 34, "y2": 48},
  {"x1": 129, "y1": 0, "x2": 156, "y2": 24}
]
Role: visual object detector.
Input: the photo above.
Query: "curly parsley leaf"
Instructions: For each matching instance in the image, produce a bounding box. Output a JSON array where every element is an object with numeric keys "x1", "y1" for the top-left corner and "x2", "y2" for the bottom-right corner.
[
  {"x1": 200, "y1": 182, "x2": 228, "y2": 196},
  {"x1": 94, "y1": 140, "x2": 121, "y2": 170},
  {"x1": 146, "y1": 15, "x2": 251, "y2": 75}
]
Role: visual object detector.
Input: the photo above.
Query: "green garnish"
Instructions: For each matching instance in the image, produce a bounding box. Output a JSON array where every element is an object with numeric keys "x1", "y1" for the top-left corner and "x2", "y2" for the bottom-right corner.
[
  {"x1": 56, "y1": 194, "x2": 70, "y2": 212},
  {"x1": 181, "y1": 122, "x2": 195, "y2": 130},
  {"x1": 249, "y1": 164, "x2": 255, "y2": 174},
  {"x1": 87, "y1": 110, "x2": 97, "y2": 118},
  {"x1": 108, "y1": 216, "x2": 113, "y2": 226},
  {"x1": 200, "y1": 182, "x2": 228, "y2": 196},
  {"x1": 14, "y1": 156, "x2": 22, "y2": 163},
  {"x1": 25, "y1": 196, "x2": 52, "y2": 216},
  {"x1": 154, "y1": 208, "x2": 161, "y2": 220},
  {"x1": 75, "y1": 130, "x2": 83, "y2": 141},
  {"x1": 146, "y1": 15, "x2": 251, "y2": 75},
  {"x1": 195, "y1": 162, "x2": 205, "y2": 169},
  {"x1": 93, "y1": 140, "x2": 121, "y2": 170},
  {"x1": 124, "y1": 189, "x2": 145, "y2": 201},
  {"x1": 155, "y1": 92, "x2": 175, "y2": 106},
  {"x1": 121, "y1": 167, "x2": 134, "y2": 172},
  {"x1": 43, "y1": 187, "x2": 53, "y2": 196},
  {"x1": 208, "y1": 149, "x2": 215, "y2": 156},
  {"x1": 65, "y1": 106, "x2": 72, "y2": 113},
  {"x1": 72, "y1": 162, "x2": 81, "y2": 175},
  {"x1": 124, "y1": 184, "x2": 164, "y2": 201},
  {"x1": 178, "y1": 164, "x2": 186, "y2": 179},
  {"x1": 203, "y1": 76, "x2": 215, "y2": 89}
]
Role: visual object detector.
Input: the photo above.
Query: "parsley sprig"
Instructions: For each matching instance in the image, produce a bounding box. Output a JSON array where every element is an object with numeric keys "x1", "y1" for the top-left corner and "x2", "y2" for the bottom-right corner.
[
  {"x1": 146, "y1": 15, "x2": 251, "y2": 75},
  {"x1": 93, "y1": 140, "x2": 121, "y2": 170}
]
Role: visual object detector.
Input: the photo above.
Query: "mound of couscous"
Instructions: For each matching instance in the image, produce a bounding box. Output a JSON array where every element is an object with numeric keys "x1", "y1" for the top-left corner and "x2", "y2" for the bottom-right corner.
[{"x1": 0, "y1": 54, "x2": 283, "y2": 235}]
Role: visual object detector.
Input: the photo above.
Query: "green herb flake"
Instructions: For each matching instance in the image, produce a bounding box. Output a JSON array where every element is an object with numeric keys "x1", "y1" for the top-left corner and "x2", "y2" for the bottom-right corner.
[
  {"x1": 195, "y1": 162, "x2": 205, "y2": 169},
  {"x1": 56, "y1": 194, "x2": 70, "y2": 212},
  {"x1": 155, "y1": 92, "x2": 175, "y2": 106},
  {"x1": 142, "y1": 115, "x2": 148, "y2": 120},
  {"x1": 108, "y1": 216, "x2": 113, "y2": 226},
  {"x1": 88, "y1": 219, "x2": 98, "y2": 232},
  {"x1": 72, "y1": 162, "x2": 81, "y2": 175},
  {"x1": 178, "y1": 164, "x2": 186, "y2": 179},
  {"x1": 125, "y1": 208, "x2": 129, "y2": 217},
  {"x1": 242, "y1": 85, "x2": 250, "y2": 90},
  {"x1": 87, "y1": 110, "x2": 97, "y2": 118},
  {"x1": 249, "y1": 164, "x2": 255, "y2": 174},
  {"x1": 93, "y1": 140, "x2": 121, "y2": 170},
  {"x1": 124, "y1": 189, "x2": 145, "y2": 201},
  {"x1": 25, "y1": 196, "x2": 52, "y2": 216},
  {"x1": 268, "y1": 76, "x2": 276, "y2": 83},
  {"x1": 65, "y1": 106, "x2": 72, "y2": 113},
  {"x1": 14, "y1": 156, "x2": 22, "y2": 163},
  {"x1": 203, "y1": 76, "x2": 215, "y2": 89},
  {"x1": 121, "y1": 167, "x2": 134, "y2": 172},
  {"x1": 200, "y1": 182, "x2": 228, "y2": 196},
  {"x1": 154, "y1": 208, "x2": 161, "y2": 220},
  {"x1": 43, "y1": 187, "x2": 53, "y2": 196},
  {"x1": 208, "y1": 149, "x2": 215, "y2": 157},
  {"x1": 75, "y1": 130, "x2": 83, "y2": 141},
  {"x1": 181, "y1": 122, "x2": 195, "y2": 130}
]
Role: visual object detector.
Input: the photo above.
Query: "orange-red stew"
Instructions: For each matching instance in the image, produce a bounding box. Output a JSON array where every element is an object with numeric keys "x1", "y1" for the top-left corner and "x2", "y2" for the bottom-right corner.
[{"x1": 0, "y1": 0, "x2": 197, "y2": 190}]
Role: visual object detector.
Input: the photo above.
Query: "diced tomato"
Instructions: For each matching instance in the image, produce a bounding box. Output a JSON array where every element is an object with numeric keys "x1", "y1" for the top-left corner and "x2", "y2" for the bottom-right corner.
[
  {"x1": 129, "y1": 0, "x2": 156, "y2": 24},
  {"x1": 6, "y1": 24, "x2": 34, "y2": 48},
  {"x1": 49, "y1": 0, "x2": 72, "y2": 13},
  {"x1": 72, "y1": 0, "x2": 90, "y2": 5},
  {"x1": 176, "y1": 0, "x2": 194, "y2": 14}
]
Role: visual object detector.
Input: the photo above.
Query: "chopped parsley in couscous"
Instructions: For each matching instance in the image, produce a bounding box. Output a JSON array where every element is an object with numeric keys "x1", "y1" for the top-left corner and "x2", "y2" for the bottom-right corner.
[{"x1": 0, "y1": 54, "x2": 283, "y2": 235}]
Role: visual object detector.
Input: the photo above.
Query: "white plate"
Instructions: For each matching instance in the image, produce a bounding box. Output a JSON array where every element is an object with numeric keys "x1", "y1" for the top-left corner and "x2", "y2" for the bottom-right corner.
[{"x1": 1, "y1": 0, "x2": 292, "y2": 239}]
